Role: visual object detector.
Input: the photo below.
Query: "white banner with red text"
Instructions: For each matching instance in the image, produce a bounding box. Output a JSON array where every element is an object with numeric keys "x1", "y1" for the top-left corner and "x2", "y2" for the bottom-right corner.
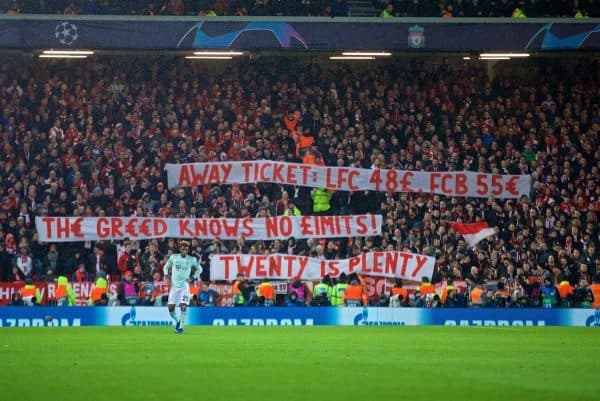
[
  {"x1": 35, "y1": 215, "x2": 381, "y2": 242},
  {"x1": 0, "y1": 281, "x2": 119, "y2": 306},
  {"x1": 210, "y1": 251, "x2": 435, "y2": 281},
  {"x1": 166, "y1": 160, "x2": 530, "y2": 198}
]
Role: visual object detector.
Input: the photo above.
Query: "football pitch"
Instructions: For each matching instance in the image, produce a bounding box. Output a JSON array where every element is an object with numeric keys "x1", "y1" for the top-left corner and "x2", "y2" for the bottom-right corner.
[{"x1": 1, "y1": 326, "x2": 598, "y2": 401}]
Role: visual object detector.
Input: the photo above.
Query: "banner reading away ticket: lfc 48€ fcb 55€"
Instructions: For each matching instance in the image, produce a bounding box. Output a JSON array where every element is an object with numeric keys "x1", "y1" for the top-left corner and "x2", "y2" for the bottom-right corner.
[{"x1": 166, "y1": 160, "x2": 531, "y2": 199}]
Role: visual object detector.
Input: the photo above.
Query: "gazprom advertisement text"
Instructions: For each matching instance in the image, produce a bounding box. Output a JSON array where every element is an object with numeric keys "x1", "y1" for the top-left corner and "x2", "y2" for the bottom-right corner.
[{"x1": 1, "y1": 307, "x2": 599, "y2": 328}]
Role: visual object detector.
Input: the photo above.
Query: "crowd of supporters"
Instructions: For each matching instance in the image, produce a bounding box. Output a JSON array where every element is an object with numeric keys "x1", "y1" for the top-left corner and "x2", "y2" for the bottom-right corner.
[
  {"x1": 0, "y1": 56, "x2": 598, "y2": 307},
  {"x1": 2, "y1": 0, "x2": 598, "y2": 17}
]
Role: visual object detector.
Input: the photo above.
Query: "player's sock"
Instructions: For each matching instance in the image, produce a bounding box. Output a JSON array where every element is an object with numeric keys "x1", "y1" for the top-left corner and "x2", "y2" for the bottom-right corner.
[
  {"x1": 169, "y1": 309, "x2": 179, "y2": 324},
  {"x1": 179, "y1": 309, "x2": 187, "y2": 329}
]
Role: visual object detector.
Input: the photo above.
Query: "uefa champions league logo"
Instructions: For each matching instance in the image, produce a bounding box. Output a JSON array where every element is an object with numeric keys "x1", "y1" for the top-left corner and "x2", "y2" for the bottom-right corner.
[
  {"x1": 55, "y1": 22, "x2": 79, "y2": 46},
  {"x1": 177, "y1": 21, "x2": 308, "y2": 49}
]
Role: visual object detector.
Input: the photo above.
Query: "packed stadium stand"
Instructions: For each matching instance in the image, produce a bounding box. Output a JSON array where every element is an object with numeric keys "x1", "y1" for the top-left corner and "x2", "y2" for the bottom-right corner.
[
  {"x1": 2, "y1": 0, "x2": 599, "y2": 17},
  {"x1": 0, "y1": 54, "x2": 597, "y2": 308}
]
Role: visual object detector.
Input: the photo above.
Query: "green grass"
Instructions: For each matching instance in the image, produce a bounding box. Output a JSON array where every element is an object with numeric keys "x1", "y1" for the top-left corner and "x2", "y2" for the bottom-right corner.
[{"x1": 0, "y1": 327, "x2": 598, "y2": 401}]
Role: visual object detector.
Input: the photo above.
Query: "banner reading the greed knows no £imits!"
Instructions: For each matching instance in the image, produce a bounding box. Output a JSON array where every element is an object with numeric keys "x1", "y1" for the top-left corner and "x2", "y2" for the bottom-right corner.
[
  {"x1": 35, "y1": 215, "x2": 381, "y2": 242},
  {"x1": 166, "y1": 161, "x2": 531, "y2": 199}
]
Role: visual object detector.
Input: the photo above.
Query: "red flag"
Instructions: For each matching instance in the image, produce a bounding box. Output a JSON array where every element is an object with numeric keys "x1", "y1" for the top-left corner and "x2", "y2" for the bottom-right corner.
[{"x1": 450, "y1": 222, "x2": 496, "y2": 247}]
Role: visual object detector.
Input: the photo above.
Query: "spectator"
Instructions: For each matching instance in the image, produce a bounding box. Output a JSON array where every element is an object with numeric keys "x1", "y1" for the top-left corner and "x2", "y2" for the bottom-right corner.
[
  {"x1": 330, "y1": 0, "x2": 348, "y2": 16},
  {"x1": 381, "y1": 3, "x2": 394, "y2": 17},
  {"x1": 541, "y1": 275, "x2": 560, "y2": 308},
  {"x1": 73, "y1": 263, "x2": 89, "y2": 283},
  {"x1": 87, "y1": 244, "x2": 107, "y2": 278},
  {"x1": 198, "y1": 282, "x2": 219, "y2": 306},
  {"x1": 140, "y1": 271, "x2": 163, "y2": 306},
  {"x1": 161, "y1": 0, "x2": 184, "y2": 15},
  {"x1": 5, "y1": 1, "x2": 20, "y2": 14},
  {"x1": 213, "y1": 0, "x2": 229, "y2": 15},
  {"x1": 131, "y1": 263, "x2": 146, "y2": 282},
  {"x1": 67, "y1": 249, "x2": 86, "y2": 278},
  {"x1": 286, "y1": 291, "x2": 304, "y2": 306},
  {"x1": 14, "y1": 245, "x2": 33, "y2": 278},
  {"x1": 0, "y1": 243, "x2": 11, "y2": 281},
  {"x1": 0, "y1": 0, "x2": 596, "y2": 16},
  {"x1": 140, "y1": 2, "x2": 156, "y2": 14},
  {"x1": 450, "y1": 0, "x2": 467, "y2": 16},
  {"x1": 46, "y1": 244, "x2": 59, "y2": 273},
  {"x1": 118, "y1": 271, "x2": 139, "y2": 305},
  {"x1": 118, "y1": 243, "x2": 140, "y2": 277},
  {"x1": 10, "y1": 291, "x2": 23, "y2": 306},
  {"x1": 443, "y1": 289, "x2": 460, "y2": 307},
  {"x1": 64, "y1": 1, "x2": 80, "y2": 14},
  {"x1": 287, "y1": 278, "x2": 308, "y2": 305},
  {"x1": 440, "y1": 5, "x2": 453, "y2": 17},
  {"x1": 0, "y1": 56, "x2": 597, "y2": 309},
  {"x1": 40, "y1": 268, "x2": 56, "y2": 282},
  {"x1": 8, "y1": 266, "x2": 25, "y2": 283},
  {"x1": 299, "y1": 0, "x2": 319, "y2": 16}
]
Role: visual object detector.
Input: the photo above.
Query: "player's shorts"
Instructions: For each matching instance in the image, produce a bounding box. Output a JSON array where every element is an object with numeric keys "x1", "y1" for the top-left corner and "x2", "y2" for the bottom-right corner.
[{"x1": 167, "y1": 285, "x2": 190, "y2": 306}]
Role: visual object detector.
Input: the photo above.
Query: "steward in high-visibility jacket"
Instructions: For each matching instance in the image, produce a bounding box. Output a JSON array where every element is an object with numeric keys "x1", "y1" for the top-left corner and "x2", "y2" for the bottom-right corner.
[
  {"x1": 189, "y1": 281, "x2": 200, "y2": 305},
  {"x1": 494, "y1": 281, "x2": 510, "y2": 307},
  {"x1": 54, "y1": 275, "x2": 76, "y2": 306},
  {"x1": 257, "y1": 279, "x2": 275, "y2": 306},
  {"x1": 511, "y1": 7, "x2": 526, "y2": 18},
  {"x1": 557, "y1": 280, "x2": 574, "y2": 307},
  {"x1": 331, "y1": 273, "x2": 348, "y2": 306},
  {"x1": 232, "y1": 274, "x2": 247, "y2": 306},
  {"x1": 470, "y1": 283, "x2": 485, "y2": 307},
  {"x1": 19, "y1": 279, "x2": 41, "y2": 306},
  {"x1": 391, "y1": 279, "x2": 408, "y2": 305},
  {"x1": 313, "y1": 275, "x2": 333, "y2": 305},
  {"x1": 441, "y1": 279, "x2": 456, "y2": 305},
  {"x1": 311, "y1": 188, "x2": 331, "y2": 214},
  {"x1": 590, "y1": 275, "x2": 600, "y2": 309},
  {"x1": 416, "y1": 276, "x2": 435, "y2": 296},
  {"x1": 283, "y1": 202, "x2": 302, "y2": 217},
  {"x1": 89, "y1": 274, "x2": 109, "y2": 306},
  {"x1": 344, "y1": 273, "x2": 368, "y2": 306}
]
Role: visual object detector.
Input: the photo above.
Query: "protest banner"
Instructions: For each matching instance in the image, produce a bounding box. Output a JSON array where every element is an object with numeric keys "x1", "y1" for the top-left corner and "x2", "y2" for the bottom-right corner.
[
  {"x1": 0, "y1": 281, "x2": 119, "y2": 306},
  {"x1": 35, "y1": 215, "x2": 381, "y2": 242},
  {"x1": 210, "y1": 251, "x2": 435, "y2": 281},
  {"x1": 166, "y1": 160, "x2": 530, "y2": 198}
]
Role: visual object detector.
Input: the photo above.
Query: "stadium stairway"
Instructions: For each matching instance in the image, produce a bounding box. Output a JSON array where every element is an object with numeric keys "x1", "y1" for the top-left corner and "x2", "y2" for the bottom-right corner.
[{"x1": 348, "y1": 0, "x2": 380, "y2": 17}]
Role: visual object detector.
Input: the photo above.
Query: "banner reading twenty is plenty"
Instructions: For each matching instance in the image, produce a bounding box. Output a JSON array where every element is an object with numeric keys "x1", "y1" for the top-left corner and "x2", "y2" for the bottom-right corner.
[
  {"x1": 210, "y1": 251, "x2": 435, "y2": 281},
  {"x1": 166, "y1": 161, "x2": 530, "y2": 198},
  {"x1": 35, "y1": 215, "x2": 381, "y2": 242}
]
